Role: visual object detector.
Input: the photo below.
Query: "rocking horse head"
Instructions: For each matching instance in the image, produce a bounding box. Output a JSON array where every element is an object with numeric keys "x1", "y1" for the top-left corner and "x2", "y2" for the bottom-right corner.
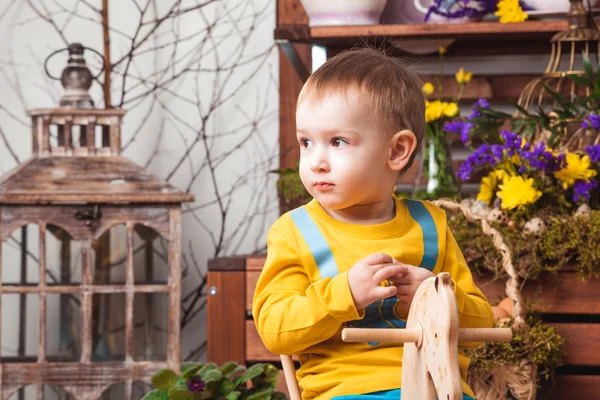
[{"x1": 401, "y1": 272, "x2": 462, "y2": 400}]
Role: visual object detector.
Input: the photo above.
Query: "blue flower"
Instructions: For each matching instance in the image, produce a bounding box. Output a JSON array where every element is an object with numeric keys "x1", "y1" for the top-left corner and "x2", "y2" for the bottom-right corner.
[
  {"x1": 573, "y1": 179, "x2": 598, "y2": 202},
  {"x1": 582, "y1": 114, "x2": 600, "y2": 130},
  {"x1": 457, "y1": 143, "x2": 497, "y2": 181},
  {"x1": 468, "y1": 98, "x2": 490, "y2": 119},
  {"x1": 586, "y1": 144, "x2": 600, "y2": 163}
]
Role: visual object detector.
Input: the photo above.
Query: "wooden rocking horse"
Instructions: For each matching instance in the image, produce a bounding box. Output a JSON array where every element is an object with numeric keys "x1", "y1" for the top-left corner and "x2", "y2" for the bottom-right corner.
[{"x1": 280, "y1": 272, "x2": 512, "y2": 400}]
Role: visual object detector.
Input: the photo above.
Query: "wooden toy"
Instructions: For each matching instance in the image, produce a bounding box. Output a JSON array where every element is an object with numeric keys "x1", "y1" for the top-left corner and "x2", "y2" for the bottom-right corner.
[{"x1": 280, "y1": 272, "x2": 512, "y2": 400}]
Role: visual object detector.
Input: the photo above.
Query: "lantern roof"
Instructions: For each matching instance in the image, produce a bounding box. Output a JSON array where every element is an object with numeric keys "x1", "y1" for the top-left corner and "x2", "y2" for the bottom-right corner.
[{"x1": 0, "y1": 108, "x2": 194, "y2": 204}]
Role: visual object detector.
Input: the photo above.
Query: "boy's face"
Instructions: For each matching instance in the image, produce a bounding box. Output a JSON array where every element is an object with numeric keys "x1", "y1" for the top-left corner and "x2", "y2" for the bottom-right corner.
[{"x1": 296, "y1": 88, "x2": 398, "y2": 216}]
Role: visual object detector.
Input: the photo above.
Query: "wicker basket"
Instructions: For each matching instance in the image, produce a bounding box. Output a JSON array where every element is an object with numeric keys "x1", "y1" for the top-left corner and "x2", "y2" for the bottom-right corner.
[{"x1": 433, "y1": 199, "x2": 537, "y2": 400}]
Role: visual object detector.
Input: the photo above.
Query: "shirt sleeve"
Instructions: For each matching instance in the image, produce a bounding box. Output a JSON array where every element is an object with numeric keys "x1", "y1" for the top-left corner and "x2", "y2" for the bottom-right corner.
[
  {"x1": 441, "y1": 226, "x2": 494, "y2": 346},
  {"x1": 252, "y1": 227, "x2": 362, "y2": 355}
]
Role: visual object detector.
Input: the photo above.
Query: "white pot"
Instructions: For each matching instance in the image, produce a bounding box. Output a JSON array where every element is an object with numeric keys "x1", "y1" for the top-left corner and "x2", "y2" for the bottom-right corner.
[
  {"x1": 525, "y1": 0, "x2": 599, "y2": 13},
  {"x1": 381, "y1": 0, "x2": 482, "y2": 25},
  {"x1": 300, "y1": 0, "x2": 388, "y2": 26}
]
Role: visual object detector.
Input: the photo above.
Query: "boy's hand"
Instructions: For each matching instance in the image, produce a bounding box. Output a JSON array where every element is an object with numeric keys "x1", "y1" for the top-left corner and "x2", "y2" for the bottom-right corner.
[
  {"x1": 347, "y1": 253, "x2": 405, "y2": 310},
  {"x1": 389, "y1": 262, "x2": 435, "y2": 310}
]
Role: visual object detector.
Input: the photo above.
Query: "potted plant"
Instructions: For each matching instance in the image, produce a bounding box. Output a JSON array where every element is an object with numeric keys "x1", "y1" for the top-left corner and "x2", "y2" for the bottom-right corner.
[{"x1": 143, "y1": 361, "x2": 286, "y2": 400}]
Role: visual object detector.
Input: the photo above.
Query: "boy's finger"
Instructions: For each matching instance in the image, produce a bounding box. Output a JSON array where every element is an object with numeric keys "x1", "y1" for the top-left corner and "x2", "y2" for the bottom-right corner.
[
  {"x1": 387, "y1": 264, "x2": 409, "y2": 278},
  {"x1": 373, "y1": 265, "x2": 404, "y2": 282},
  {"x1": 374, "y1": 285, "x2": 397, "y2": 299},
  {"x1": 364, "y1": 253, "x2": 393, "y2": 266}
]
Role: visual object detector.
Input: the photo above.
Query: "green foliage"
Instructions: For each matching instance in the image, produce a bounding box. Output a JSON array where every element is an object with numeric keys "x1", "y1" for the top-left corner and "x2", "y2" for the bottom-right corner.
[
  {"x1": 450, "y1": 210, "x2": 600, "y2": 280},
  {"x1": 269, "y1": 167, "x2": 311, "y2": 208},
  {"x1": 467, "y1": 314, "x2": 565, "y2": 381},
  {"x1": 143, "y1": 362, "x2": 286, "y2": 400}
]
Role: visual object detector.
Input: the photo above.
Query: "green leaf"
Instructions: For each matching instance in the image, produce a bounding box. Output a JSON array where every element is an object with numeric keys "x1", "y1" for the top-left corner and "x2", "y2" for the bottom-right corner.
[
  {"x1": 202, "y1": 368, "x2": 223, "y2": 383},
  {"x1": 271, "y1": 392, "x2": 287, "y2": 400},
  {"x1": 151, "y1": 369, "x2": 178, "y2": 390},
  {"x1": 566, "y1": 73, "x2": 590, "y2": 86},
  {"x1": 238, "y1": 364, "x2": 266, "y2": 382},
  {"x1": 219, "y1": 361, "x2": 240, "y2": 376},
  {"x1": 181, "y1": 362, "x2": 204, "y2": 375},
  {"x1": 224, "y1": 365, "x2": 246, "y2": 379},
  {"x1": 246, "y1": 389, "x2": 274, "y2": 400},
  {"x1": 141, "y1": 390, "x2": 169, "y2": 400},
  {"x1": 167, "y1": 389, "x2": 197, "y2": 400},
  {"x1": 226, "y1": 391, "x2": 242, "y2": 400}
]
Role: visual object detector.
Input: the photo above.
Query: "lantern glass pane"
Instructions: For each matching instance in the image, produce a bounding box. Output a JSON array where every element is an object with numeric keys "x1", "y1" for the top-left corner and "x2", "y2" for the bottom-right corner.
[
  {"x1": 46, "y1": 224, "x2": 83, "y2": 285},
  {"x1": 91, "y1": 293, "x2": 125, "y2": 362},
  {"x1": 133, "y1": 292, "x2": 169, "y2": 361},
  {"x1": 1, "y1": 294, "x2": 39, "y2": 362},
  {"x1": 133, "y1": 225, "x2": 169, "y2": 284},
  {"x1": 46, "y1": 293, "x2": 81, "y2": 362},
  {"x1": 2, "y1": 224, "x2": 40, "y2": 285},
  {"x1": 92, "y1": 224, "x2": 127, "y2": 285}
]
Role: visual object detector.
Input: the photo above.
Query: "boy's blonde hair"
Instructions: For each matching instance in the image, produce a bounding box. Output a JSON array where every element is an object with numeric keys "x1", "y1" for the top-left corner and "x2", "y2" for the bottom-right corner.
[{"x1": 298, "y1": 48, "x2": 425, "y2": 171}]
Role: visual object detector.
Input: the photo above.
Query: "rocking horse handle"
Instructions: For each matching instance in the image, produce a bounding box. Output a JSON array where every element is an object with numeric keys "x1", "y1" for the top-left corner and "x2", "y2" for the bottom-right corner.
[{"x1": 342, "y1": 327, "x2": 512, "y2": 343}]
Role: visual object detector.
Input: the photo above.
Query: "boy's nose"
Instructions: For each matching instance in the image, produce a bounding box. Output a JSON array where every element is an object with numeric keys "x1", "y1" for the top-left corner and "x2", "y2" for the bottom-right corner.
[{"x1": 310, "y1": 150, "x2": 330, "y2": 172}]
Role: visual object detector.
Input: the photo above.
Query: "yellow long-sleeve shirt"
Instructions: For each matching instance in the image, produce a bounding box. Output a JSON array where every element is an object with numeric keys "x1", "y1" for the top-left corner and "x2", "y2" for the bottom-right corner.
[{"x1": 252, "y1": 197, "x2": 493, "y2": 399}]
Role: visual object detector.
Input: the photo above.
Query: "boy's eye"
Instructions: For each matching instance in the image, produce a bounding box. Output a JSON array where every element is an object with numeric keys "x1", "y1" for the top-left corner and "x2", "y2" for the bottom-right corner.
[
  {"x1": 332, "y1": 138, "x2": 348, "y2": 147},
  {"x1": 299, "y1": 138, "x2": 313, "y2": 148}
]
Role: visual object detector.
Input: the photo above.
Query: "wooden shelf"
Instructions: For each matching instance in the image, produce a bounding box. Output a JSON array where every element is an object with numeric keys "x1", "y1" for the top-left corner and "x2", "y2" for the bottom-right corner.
[{"x1": 275, "y1": 20, "x2": 572, "y2": 56}]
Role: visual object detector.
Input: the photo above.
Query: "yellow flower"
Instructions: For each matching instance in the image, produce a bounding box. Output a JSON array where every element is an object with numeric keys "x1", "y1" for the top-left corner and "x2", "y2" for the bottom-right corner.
[
  {"x1": 422, "y1": 82, "x2": 434, "y2": 96},
  {"x1": 476, "y1": 171, "x2": 498, "y2": 205},
  {"x1": 425, "y1": 100, "x2": 458, "y2": 123},
  {"x1": 439, "y1": 46, "x2": 447, "y2": 55},
  {"x1": 443, "y1": 102, "x2": 459, "y2": 118},
  {"x1": 497, "y1": 175, "x2": 542, "y2": 210},
  {"x1": 554, "y1": 152, "x2": 598, "y2": 189},
  {"x1": 455, "y1": 68, "x2": 473, "y2": 85},
  {"x1": 495, "y1": 0, "x2": 528, "y2": 23}
]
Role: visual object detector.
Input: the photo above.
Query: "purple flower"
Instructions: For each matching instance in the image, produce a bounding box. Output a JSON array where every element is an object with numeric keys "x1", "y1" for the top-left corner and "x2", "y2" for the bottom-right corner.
[
  {"x1": 425, "y1": 0, "x2": 498, "y2": 21},
  {"x1": 582, "y1": 114, "x2": 600, "y2": 130},
  {"x1": 491, "y1": 144, "x2": 504, "y2": 162},
  {"x1": 444, "y1": 121, "x2": 474, "y2": 144},
  {"x1": 457, "y1": 143, "x2": 497, "y2": 181},
  {"x1": 586, "y1": 145, "x2": 600, "y2": 163},
  {"x1": 187, "y1": 376, "x2": 205, "y2": 392},
  {"x1": 519, "y1": 142, "x2": 558, "y2": 171},
  {"x1": 468, "y1": 98, "x2": 490, "y2": 119},
  {"x1": 573, "y1": 180, "x2": 598, "y2": 202}
]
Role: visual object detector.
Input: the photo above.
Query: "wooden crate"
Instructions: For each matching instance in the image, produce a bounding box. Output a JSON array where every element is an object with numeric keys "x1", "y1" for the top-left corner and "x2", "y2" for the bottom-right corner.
[{"x1": 207, "y1": 256, "x2": 600, "y2": 398}]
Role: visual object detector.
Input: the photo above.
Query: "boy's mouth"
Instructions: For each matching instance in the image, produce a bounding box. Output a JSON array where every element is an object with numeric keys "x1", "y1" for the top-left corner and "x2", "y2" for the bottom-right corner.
[{"x1": 314, "y1": 181, "x2": 334, "y2": 190}]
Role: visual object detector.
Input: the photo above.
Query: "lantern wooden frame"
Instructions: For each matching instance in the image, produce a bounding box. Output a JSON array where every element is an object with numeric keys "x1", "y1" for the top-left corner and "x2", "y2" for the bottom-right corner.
[{"x1": 0, "y1": 108, "x2": 194, "y2": 400}]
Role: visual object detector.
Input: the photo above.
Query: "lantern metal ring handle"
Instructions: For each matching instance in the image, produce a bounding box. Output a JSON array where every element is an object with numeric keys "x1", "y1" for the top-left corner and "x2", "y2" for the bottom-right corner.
[{"x1": 44, "y1": 44, "x2": 106, "y2": 81}]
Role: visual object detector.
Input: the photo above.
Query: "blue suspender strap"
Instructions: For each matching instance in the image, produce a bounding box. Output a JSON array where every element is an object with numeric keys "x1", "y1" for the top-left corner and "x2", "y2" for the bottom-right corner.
[
  {"x1": 290, "y1": 207, "x2": 339, "y2": 279},
  {"x1": 404, "y1": 200, "x2": 439, "y2": 271}
]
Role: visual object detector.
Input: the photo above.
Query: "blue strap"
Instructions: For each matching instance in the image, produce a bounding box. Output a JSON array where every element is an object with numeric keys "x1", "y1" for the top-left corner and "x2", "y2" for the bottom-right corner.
[
  {"x1": 290, "y1": 207, "x2": 339, "y2": 279},
  {"x1": 404, "y1": 200, "x2": 439, "y2": 271},
  {"x1": 332, "y1": 389, "x2": 475, "y2": 399}
]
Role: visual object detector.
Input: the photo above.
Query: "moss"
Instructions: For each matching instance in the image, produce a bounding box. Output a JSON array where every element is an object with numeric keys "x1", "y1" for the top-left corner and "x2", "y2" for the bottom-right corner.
[
  {"x1": 450, "y1": 210, "x2": 600, "y2": 280},
  {"x1": 467, "y1": 314, "x2": 565, "y2": 381}
]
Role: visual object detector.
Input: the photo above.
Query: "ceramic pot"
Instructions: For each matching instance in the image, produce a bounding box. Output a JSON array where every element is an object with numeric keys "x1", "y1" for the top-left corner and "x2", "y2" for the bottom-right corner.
[
  {"x1": 300, "y1": 0, "x2": 388, "y2": 26},
  {"x1": 381, "y1": 0, "x2": 482, "y2": 24}
]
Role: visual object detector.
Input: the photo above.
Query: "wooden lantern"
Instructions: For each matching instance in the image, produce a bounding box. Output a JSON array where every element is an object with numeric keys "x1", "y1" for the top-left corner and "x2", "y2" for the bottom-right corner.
[{"x1": 0, "y1": 106, "x2": 194, "y2": 399}]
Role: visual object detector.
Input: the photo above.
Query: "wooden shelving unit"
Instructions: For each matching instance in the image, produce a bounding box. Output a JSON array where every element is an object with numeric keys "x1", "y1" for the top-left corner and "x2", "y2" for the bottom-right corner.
[{"x1": 275, "y1": 20, "x2": 570, "y2": 55}]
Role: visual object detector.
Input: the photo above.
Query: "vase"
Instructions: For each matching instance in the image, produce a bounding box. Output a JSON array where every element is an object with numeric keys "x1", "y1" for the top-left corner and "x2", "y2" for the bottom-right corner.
[
  {"x1": 422, "y1": 126, "x2": 459, "y2": 198},
  {"x1": 381, "y1": 0, "x2": 483, "y2": 24},
  {"x1": 300, "y1": 0, "x2": 388, "y2": 27}
]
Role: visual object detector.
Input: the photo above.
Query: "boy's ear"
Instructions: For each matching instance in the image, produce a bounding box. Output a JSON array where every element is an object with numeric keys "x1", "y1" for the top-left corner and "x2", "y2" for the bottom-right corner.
[{"x1": 389, "y1": 130, "x2": 417, "y2": 172}]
